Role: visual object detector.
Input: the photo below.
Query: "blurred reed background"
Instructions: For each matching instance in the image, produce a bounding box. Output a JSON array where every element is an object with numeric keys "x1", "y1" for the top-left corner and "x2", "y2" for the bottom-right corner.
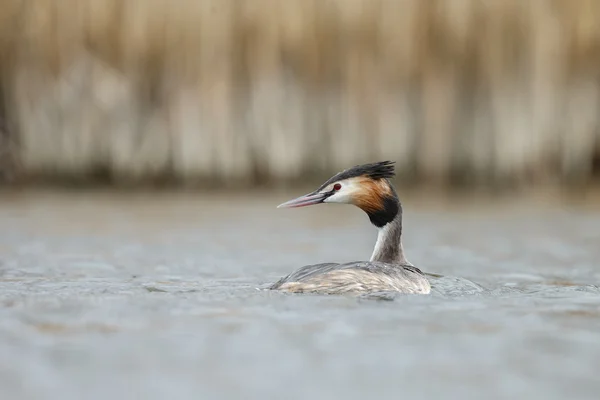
[{"x1": 0, "y1": 0, "x2": 599, "y2": 188}]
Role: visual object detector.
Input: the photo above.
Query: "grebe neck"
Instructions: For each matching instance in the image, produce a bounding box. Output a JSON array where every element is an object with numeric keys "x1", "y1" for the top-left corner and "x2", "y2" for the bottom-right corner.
[{"x1": 369, "y1": 211, "x2": 409, "y2": 265}]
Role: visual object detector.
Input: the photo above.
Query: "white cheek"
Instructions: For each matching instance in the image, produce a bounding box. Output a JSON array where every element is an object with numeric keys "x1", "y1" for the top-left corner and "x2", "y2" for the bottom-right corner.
[
  {"x1": 324, "y1": 191, "x2": 351, "y2": 204},
  {"x1": 323, "y1": 185, "x2": 357, "y2": 204}
]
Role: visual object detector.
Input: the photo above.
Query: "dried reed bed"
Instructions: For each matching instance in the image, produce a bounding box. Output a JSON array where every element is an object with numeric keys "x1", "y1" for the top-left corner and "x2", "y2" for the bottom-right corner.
[{"x1": 0, "y1": 0, "x2": 599, "y2": 186}]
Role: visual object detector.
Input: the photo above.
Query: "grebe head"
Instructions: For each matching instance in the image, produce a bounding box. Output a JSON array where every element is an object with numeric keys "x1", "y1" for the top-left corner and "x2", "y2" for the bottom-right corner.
[{"x1": 277, "y1": 161, "x2": 400, "y2": 227}]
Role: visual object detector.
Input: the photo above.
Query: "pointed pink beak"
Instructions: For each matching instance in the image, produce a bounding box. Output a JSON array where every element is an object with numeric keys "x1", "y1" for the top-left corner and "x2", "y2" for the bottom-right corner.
[{"x1": 277, "y1": 191, "x2": 328, "y2": 208}]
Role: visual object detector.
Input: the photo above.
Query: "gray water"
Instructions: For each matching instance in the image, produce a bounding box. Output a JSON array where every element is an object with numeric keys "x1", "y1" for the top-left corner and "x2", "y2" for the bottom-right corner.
[{"x1": 1, "y1": 190, "x2": 599, "y2": 400}]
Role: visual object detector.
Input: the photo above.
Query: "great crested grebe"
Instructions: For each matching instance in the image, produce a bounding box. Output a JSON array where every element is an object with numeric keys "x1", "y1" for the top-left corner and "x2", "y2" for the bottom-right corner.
[{"x1": 269, "y1": 161, "x2": 431, "y2": 295}]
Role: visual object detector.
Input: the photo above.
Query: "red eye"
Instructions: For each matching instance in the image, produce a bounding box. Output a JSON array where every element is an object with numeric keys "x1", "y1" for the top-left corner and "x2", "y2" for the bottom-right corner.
[{"x1": 333, "y1": 183, "x2": 342, "y2": 191}]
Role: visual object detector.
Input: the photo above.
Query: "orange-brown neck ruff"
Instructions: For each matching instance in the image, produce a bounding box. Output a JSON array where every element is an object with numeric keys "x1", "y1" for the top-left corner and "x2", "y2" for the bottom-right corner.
[{"x1": 352, "y1": 178, "x2": 399, "y2": 228}]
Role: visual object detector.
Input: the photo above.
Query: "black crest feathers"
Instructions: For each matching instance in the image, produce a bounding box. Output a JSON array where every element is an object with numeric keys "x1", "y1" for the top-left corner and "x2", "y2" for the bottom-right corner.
[
  {"x1": 317, "y1": 161, "x2": 396, "y2": 191},
  {"x1": 355, "y1": 160, "x2": 396, "y2": 180}
]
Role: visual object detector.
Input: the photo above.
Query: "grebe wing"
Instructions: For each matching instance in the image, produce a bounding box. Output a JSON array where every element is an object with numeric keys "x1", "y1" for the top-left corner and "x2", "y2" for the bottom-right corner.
[
  {"x1": 337, "y1": 261, "x2": 424, "y2": 277},
  {"x1": 269, "y1": 262, "x2": 341, "y2": 290},
  {"x1": 269, "y1": 261, "x2": 429, "y2": 294}
]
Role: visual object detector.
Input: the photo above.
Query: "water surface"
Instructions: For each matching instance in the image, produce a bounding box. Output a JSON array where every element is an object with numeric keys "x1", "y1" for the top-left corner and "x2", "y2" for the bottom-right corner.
[{"x1": 1, "y1": 190, "x2": 599, "y2": 400}]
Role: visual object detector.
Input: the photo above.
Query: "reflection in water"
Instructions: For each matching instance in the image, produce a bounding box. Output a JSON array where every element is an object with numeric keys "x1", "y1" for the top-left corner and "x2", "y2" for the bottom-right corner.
[{"x1": 0, "y1": 190, "x2": 599, "y2": 400}]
